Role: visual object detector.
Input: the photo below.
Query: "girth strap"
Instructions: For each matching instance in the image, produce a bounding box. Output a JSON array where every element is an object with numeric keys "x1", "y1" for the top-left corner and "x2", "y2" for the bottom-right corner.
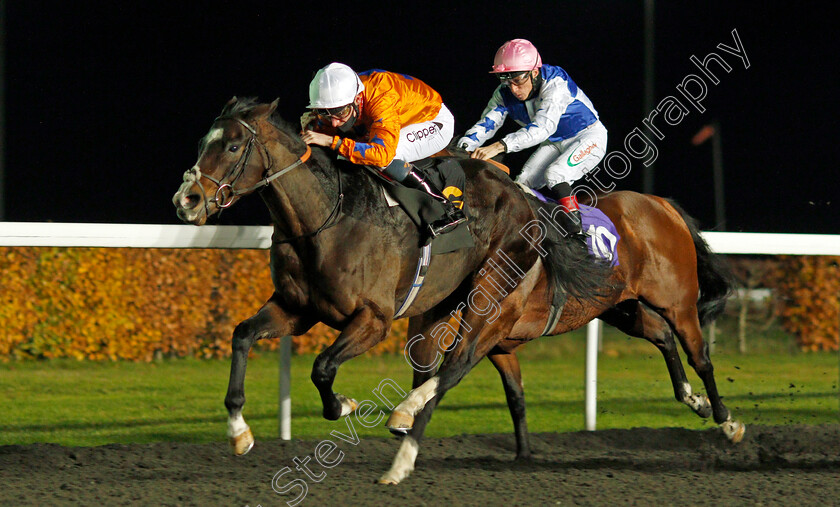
[
  {"x1": 540, "y1": 300, "x2": 564, "y2": 336},
  {"x1": 394, "y1": 243, "x2": 432, "y2": 319}
]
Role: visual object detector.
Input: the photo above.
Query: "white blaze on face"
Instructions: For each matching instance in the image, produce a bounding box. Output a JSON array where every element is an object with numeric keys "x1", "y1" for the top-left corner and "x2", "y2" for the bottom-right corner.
[
  {"x1": 204, "y1": 127, "x2": 224, "y2": 150},
  {"x1": 174, "y1": 128, "x2": 223, "y2": 208},
  {"x1": 182, "y1": 166, "x2": 201, "y2": 183}
]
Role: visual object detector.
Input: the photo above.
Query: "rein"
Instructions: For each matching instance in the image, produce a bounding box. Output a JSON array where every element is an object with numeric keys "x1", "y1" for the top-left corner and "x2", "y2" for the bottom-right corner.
[{"x1": 186, "y1": 115, "x2": 344, "y2": 242}]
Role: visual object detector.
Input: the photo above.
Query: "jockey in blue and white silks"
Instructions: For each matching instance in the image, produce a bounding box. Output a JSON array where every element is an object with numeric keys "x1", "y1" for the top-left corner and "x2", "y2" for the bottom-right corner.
[{"x1": 458, "y1": 39, "x2": 608, "y2": 237}]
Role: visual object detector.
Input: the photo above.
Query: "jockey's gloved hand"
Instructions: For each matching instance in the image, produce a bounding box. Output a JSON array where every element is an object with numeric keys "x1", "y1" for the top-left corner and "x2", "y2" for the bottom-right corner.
[{"x1": 300, "y1": 111, "x2": 318, "y2": 132}]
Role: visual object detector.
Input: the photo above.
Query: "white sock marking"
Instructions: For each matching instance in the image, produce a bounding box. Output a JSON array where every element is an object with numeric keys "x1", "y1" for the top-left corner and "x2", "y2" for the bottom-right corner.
[{"x1": 227, "y1": 413, "x2": 249, "y2": 438}]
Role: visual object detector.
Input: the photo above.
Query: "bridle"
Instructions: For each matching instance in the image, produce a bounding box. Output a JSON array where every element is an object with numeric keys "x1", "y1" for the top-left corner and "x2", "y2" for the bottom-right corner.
[{"x1": 183, "y1": 115, "x2": 344, "y2": 242}]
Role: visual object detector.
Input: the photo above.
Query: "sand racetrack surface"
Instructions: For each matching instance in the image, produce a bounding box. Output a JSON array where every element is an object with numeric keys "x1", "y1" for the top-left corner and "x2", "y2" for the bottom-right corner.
[{"x1": 2, "y1": 424, "x2": 838, "y2": 506}]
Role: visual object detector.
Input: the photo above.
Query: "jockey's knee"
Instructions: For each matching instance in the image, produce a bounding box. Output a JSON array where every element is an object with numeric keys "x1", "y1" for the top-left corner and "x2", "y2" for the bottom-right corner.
[{"x1": 383, "y1": 159, "x2": 411, "y2": 182}]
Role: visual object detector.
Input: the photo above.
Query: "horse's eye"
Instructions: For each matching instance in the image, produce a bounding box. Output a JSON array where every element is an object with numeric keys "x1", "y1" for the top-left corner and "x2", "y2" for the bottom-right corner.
[{"x1": 229, "y1": 145, "x2": 240, "y2": 153}]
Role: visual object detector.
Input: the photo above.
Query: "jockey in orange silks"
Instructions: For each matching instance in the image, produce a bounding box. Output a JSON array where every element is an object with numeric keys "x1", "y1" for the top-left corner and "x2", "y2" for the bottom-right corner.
[{"x1": 301, "y1": 63, "x2": 466, "y2": 236}]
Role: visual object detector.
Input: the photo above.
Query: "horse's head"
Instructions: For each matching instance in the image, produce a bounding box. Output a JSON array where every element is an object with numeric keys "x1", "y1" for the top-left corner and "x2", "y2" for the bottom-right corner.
[{"x1": 173, "y1": 96, "x2": 303, "y2": 225}]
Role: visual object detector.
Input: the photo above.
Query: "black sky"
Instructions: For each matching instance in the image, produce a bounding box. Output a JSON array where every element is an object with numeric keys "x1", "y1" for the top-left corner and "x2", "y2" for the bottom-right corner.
[{"x1": 3, "y1": 1, "x2": 836, "y2": 233}]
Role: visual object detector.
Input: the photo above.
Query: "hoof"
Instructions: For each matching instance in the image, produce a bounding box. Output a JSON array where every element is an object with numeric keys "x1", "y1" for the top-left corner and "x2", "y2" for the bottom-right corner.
[
  {"x1": 377, "y1": 463, "x2": 414, "y2": 485},
  {"x1": 686, "y1": 394, "x2": 713, "y2": 418},
  {"x1": 721, "y1": 419, "x2": 746, "y2": 444},
  {"x1": 377, "y1": 473, "x2": 401, "y2": 485},
  {"x1": 388, "y1": 427, "x2": 409, "y2": 437},
  {"x1": 385, "y1": 411, "x2": 414, "y2": 432},
  {"x1": 229, "y1": 427, "x2": 255, "y2": 456},
  {"x1": 336, "y1": 393, "x2": 358, "y2": 417}
]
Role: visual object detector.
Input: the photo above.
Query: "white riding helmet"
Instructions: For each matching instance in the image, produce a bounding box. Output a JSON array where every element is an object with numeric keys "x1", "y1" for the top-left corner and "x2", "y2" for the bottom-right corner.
[{"x1": 307, "y1": 63, "x2": 365, "y2": 109}]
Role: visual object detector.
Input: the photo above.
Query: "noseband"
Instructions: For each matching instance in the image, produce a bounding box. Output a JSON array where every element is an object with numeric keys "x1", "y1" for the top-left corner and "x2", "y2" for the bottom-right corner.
[
  {"x1": 184, "y1": 115, "x2": 343, "y2": 242},
  {"x1": 201, "y1": 117, "x2": 265, "y2": 210},
  {"x1": 186, "y1": 116, "x2": 311, "y2": 214}
]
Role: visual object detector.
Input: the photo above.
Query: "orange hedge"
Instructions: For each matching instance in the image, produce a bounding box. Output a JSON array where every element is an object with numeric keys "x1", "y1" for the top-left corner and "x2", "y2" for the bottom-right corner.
[
  {"x1": 0, "y1": 247, "x2": 408, "y2": 361},
  {"x1": 768, "y1": 255, "x2": 840, "y2": 351}
]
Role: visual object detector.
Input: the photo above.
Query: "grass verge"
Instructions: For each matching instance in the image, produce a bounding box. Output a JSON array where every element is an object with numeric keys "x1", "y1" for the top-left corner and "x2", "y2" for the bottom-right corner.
[{"x1": 1, "y1": 330, "x2": 837, "y2": 447}]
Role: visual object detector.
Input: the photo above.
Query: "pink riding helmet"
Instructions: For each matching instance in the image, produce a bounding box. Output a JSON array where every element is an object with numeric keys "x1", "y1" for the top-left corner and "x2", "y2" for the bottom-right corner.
[{"x1": 490, "y1": 39, "x2": 543, "y2": 73}]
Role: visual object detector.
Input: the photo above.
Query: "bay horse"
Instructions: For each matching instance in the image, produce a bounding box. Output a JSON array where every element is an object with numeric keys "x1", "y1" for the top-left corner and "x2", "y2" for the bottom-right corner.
[
  {"x1": 379, "y1": 189, "x2": 746, "y2": 484},
  {"x1": 171, "y1": 97, "x2": 612, "y2": 455}
]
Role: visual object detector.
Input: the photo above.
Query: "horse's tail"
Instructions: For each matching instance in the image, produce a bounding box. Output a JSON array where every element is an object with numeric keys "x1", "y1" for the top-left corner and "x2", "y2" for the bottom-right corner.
[{"x1": 667, "y1": 199, "x2": 735, "y2": 326}]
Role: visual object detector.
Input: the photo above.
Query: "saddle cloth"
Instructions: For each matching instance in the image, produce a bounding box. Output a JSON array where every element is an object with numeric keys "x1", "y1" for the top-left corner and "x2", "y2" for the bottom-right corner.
[{"x1": 520, "y1": 185, "x2": 620, "y2": 267}]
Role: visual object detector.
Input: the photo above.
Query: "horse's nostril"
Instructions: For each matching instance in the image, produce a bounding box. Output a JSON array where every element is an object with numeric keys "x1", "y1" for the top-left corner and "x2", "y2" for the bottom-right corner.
[{"x1": 182, "y1": 193, "x2": 202, "y2": 210}]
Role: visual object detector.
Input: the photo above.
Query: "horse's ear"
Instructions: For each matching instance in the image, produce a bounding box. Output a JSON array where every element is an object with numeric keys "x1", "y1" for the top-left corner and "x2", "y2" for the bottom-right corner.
[
  {"x1": 251, "y1": 99, "x2": 279, "y2": 120},
  {"x1": 222, "y1": 96, "x2": 238, "y2": 115}
]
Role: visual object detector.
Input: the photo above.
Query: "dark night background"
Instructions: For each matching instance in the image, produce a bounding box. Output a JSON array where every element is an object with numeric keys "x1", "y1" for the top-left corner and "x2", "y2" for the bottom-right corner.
[{"x1": 2, "y1": 1, "x2": 836, "y2": 233}]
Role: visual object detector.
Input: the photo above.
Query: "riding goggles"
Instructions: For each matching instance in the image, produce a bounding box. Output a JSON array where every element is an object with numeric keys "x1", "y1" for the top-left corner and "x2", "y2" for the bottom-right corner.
[
  {"x1": 498, "y1": 71, "x2": 532, "y2": 87},
  {"x1": 313, "y1": 104, "x2": 353, "y2": 121}
]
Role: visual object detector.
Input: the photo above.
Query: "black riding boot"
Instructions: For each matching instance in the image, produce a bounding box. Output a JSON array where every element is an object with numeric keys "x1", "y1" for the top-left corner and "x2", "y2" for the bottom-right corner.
[
  {"x1": 402, "y1": 166, "x2": 468, "y2": 236},
  {"x1": 549, "y1": 183, "x2": 584, "y2": 238}
]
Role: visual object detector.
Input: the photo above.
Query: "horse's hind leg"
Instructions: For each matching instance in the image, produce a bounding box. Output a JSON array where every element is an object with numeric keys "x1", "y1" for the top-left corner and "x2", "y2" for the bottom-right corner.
[
  {"x1": 225, "y1": 294, "x2": 310, "y2": 455},
  {"x1": 488, "y1": 348, "x2": 531, "y2": 459},
  {"x1": 665, "y1": 305, "x2": 745, "y2": 443},
  {"x1": 601, "y1": 300, "x2": 712, "y2": 418}
]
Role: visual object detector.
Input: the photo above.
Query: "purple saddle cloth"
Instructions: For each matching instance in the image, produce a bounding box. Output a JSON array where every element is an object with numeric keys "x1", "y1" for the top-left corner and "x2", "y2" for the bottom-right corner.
[
  {"x1": 530, "y1": 188, "x2": 620, "y2": 266},
  {"x1": 579, "y1": 204, "x2": 620, "y2": 267}
]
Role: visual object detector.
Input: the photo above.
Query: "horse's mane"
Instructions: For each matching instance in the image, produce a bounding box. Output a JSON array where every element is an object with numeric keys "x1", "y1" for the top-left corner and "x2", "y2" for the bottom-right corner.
[
  {"x1": 222, "y1": 96, "x2": 349, "y2": 176},
  {"x1": 221, "y1": 97, "x2": 310, "y2": 152},
  {"x1": 219, "y1": 96, "x2": 391, "y2": 222}
]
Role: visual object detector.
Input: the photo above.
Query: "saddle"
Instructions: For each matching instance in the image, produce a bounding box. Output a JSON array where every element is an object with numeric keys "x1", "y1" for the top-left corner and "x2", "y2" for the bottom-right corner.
[{"x1": 366, "y1": 157, "x2": 474, "y2": 255}]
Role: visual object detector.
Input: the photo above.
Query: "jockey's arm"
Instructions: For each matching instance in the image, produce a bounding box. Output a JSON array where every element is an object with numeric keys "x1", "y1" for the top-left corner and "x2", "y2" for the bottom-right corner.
[
  {"x1": 499, "y1": 79, "x2": 572, "y2": 152},
  {"x1": 457, "y1": 88, "x2": 508, "y2": 152},
  {"x1": 336, "y1": 94, "x2": 401, "y2": 167}
]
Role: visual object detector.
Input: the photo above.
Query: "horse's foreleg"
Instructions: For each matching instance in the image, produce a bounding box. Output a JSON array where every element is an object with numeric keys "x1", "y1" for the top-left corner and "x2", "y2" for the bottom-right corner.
[
  {"x1": 380, "y1": 315, "x2": 519, "y2": 484},
  {"x1": 388, "y1": 260, "x2": 540, "y2": 429},
  {"x1": 488, "y1": 349, "x2": 531, "y2": 459},
  {"x1": 378, "y1": 394, "x2": 440, "y2": 485},
  {"x1": 376, "y1": 313, "x2": 451, "y2": 483},
  {"x1": 667, "y1": 306, "x2": 745, "y2": 443},
  {"x1": 381, "y1": 264, "x2": 540, "y2": 484},
  {"x1": 405, "y1": 308, "x2": 458, "y2": 387},
  {"x1": 311, "y1": 304, "x2": 390, "y2": 421},
  {"x1": 225, "y1": 296, "x2": 307, "y2": 455}
]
